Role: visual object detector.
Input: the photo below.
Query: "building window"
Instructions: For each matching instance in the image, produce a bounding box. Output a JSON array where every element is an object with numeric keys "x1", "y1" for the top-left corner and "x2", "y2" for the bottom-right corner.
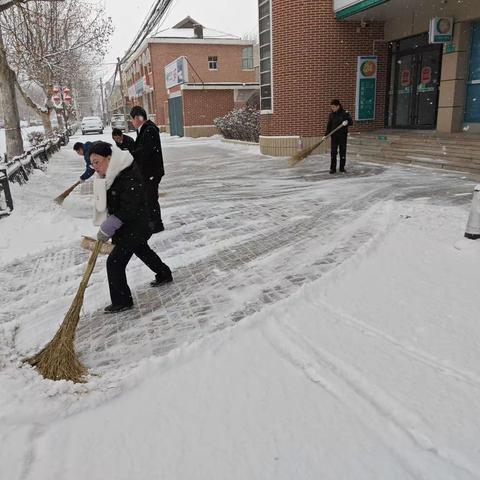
[
  {"x1": 208, "y1": 56, "x2": 218, "y2": 70},
  {"x1": 242, "y1": 46, "x2": 254, "y2": 70},
  {"x1": 258, "y1": 0, "x2": 272, "y2": 111}
]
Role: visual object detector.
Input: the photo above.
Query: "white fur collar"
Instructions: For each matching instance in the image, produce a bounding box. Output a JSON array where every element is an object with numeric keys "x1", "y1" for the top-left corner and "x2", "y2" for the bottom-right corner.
[{"x1": 103, "y1": 149, "x2": 134, "y2": 189}]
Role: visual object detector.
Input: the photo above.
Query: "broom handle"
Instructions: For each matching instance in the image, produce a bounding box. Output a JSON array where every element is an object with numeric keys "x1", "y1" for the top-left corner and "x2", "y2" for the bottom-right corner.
[
  {"x1": 55, "y1": 180, "x2": 82, "y2": 202},
  {"x1": 77, "y1": 241, "x2": 103, "y2": 293},
  {"x1": 59, "y1": 180, "x2": 82, "y2": 199},
  {"x1": 304, "y1": 122, "x2": 348, "y2": 154},
  {"x1": 322, "y1": 122, "x2": 347, "y2": 143}
]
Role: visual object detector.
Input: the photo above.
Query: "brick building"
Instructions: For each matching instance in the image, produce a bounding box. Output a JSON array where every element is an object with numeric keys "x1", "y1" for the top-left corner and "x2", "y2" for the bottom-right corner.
[
  {"x1": 259, "y1": 0, "x2": 480, "y2": 156},
  {"x1": 124, "y1": 17, "x2": 259, "y2": 137}
]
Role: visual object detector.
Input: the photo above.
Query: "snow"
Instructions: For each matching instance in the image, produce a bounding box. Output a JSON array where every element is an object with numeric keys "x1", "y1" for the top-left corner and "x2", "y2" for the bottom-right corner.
[
  {"x1": 0, "y1": 126, "x2": 43, "y2": 158},
  {"x1": 1, "y1": 129, "x2": 480, "y2": 479}
]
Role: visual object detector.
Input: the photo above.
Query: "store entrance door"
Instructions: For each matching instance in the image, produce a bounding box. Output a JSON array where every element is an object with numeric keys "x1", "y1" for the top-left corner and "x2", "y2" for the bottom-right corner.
[{"x1": 389, "y1": 34, "x2": 443, "y2": 129}]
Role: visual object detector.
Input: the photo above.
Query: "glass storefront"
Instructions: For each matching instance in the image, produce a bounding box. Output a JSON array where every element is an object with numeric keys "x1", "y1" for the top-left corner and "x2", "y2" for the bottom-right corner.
[
  {"x1": 465, "y1": 22, "x2": 480, "y2": 124},
  {"x1": 387, "y1": 33, "x2": 443, "y2": 129}
]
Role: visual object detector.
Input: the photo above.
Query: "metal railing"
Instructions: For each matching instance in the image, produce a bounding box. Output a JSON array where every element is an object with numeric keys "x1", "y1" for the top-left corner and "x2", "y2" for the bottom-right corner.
[{"x1": 0, "y1": 126, "x2": 77, "y2": 217}]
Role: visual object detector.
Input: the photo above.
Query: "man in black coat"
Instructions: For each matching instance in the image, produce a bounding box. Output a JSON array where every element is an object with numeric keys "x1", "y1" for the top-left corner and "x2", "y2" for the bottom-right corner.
[
  {"x1": 112, "y1": 128, "x2": 135, "y2": 154},
  {"x1": 130, "y1": 106, "x2": 165, "y2": 233},
  {"x1": 90, "y1": 142, "x2": 172, "y2": 313},
  {"x1": 325, "y1": 99, "x2": 353, "y2": 174}
]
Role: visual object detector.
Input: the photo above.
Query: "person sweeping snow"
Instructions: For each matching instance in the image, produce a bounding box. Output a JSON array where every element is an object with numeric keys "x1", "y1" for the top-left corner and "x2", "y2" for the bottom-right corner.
[
  {"x1": 90, "y1": 141, "x2": 173, "y2": 314},
  {"x1": 73, "y1": 141, "x2": 95, "y2": 182},
  {"x1": 325, "y1": 99, "x2": 353, "y2": 174}
]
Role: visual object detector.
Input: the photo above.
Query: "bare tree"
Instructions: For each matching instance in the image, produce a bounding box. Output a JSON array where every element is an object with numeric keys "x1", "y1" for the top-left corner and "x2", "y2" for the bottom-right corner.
[
  {"x1": 0, "y1": 0, "x2": 65, "y2": 158},
  {"x1": 1, "y1": 0, "x2": 113, "y2": 134}
]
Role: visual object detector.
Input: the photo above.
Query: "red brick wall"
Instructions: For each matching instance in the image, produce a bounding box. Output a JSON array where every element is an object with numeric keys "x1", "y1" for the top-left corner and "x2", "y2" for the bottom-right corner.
[
  {"x1": 148, "y1": 42, "x2": 256, "y2": 126},
  {"x1": 182, "y1": 90, "x2": 234, "y2": 126},
  {"x1": 261, "y1": 0, "x2": 388, "y2": 137}
]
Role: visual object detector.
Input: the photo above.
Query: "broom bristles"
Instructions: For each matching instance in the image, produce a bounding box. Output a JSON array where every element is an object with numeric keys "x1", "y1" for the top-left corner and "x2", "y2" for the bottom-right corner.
[
  {"x1": 289, "y1": 122, "x2": 347, "y2": 166},
  {"x1": 25, "y1": 241, "x2": 102, "y2": 383},
  {"x1": 289, "y1": 140, "x2": 324, "y2": 166},
  {"x1": 81, "y1": 236, "x2": 114, "y2": 255}
]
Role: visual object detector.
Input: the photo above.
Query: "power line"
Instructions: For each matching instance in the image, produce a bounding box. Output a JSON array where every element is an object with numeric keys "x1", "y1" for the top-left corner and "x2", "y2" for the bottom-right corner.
[{"x1": 122, "y1": 0, "x2": 175, "y2": 66}]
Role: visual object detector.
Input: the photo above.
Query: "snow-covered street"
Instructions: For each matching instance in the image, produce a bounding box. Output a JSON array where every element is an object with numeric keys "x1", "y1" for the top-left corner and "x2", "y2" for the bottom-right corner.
[{"x1": 1, "y1": 131, "x2": 480, "y2": 479}]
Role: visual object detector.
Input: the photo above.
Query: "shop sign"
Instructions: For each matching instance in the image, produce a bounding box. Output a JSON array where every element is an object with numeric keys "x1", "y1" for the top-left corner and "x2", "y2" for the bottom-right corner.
[
  {"x1": 445, "y1": 43, "x2": 456, "y2": 54},
  {"x1": 400, "y1": 69, "x2": 411, "y2": 87},
  {"x1": 334, "y1": 0, "x2": 391, "y2": 19},
  {"x1": 135, "y1": 77, "x2": 145, "y2": 96},
  {"x1": 127, "y1": 85, "x2": 136, "y2": 99},
  {"x1": 165, "y1": 56, "x2": 188, "y2": 89},
  {"x1": 356, "y1": 56, "x2": 377, "y2": 121},
  {"x1": 429, "y1": 17, "x2": 454, "y2": 44},
  {"x1": 421, "y1": 66, "x2": 432, "y2": 85}
]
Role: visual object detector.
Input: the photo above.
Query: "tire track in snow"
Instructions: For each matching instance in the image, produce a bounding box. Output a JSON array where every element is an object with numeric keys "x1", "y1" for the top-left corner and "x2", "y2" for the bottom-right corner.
[
  {"x1": 314, "y1": 299, "x2": 480, "y2": 391},
  {"x1": 263, "y1": 319, "x2": 480, "y2": 479}
]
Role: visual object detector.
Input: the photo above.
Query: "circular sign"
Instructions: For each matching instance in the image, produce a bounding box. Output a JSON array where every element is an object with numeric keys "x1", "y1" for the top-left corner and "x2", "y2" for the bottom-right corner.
[
  {"x1": 361, "y1": 60, "x2": 377, "y2": 77},
  {"x1": 437, "y1": 18, "x2": 452, "y2": 34}
]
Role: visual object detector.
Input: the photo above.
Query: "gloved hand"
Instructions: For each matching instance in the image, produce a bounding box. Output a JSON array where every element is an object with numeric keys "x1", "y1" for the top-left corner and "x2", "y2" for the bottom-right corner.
[
  {"x1": 97, "y1": 228, "x2": 110, "y2": 243},
  {"x1": 98, "y1": 215, "x2": 123, "y2": 242},
  {"x1": 342, "y1": 120, "x2": 349, "y2": 126}
]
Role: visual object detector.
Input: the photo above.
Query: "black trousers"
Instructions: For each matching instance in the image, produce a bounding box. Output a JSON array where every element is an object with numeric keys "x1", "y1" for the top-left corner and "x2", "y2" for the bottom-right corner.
[
  {"x1": 145, "y1": 176, "x2": 163, "y2": 231},
  {"x1": 106, "y1": 241, "x2": 171, "y2": 306},
  {"x1": 330, "y1": 138, "x2": 347, "y2": 172}
]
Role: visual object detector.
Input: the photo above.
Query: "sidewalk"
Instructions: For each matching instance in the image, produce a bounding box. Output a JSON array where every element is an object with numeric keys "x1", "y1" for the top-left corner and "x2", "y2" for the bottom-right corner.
[{"x1": 1, "y1": 133, "x2": 479, "y2": 480}]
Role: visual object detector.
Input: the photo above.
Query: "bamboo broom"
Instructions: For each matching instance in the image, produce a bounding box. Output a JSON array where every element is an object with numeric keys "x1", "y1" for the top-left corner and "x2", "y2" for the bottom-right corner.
[
  {"x1": 289, "y1": 121, "x2": 349, "y2": 166},
  {"x1": 25, "y1": 240, "x2": 103, "y2": 383},
  {"x1": 54, "y1": 180, "x2": 82, "y2": 205}
]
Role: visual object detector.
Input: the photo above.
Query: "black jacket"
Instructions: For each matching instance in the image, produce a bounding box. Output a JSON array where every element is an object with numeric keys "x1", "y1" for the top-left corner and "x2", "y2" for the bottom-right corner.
[
  {"x1": 107, "y1": 163, "x2": 151, "y2": 248},
  {"x1": 115, "y1": 134, "x2": 135, "y2": 155},
  {"x1": 132, "y1": 120, "x2": 165, "y2": 180},
  {"x1": 325, "y1": 108, "x2": 353, "y2": 142}
]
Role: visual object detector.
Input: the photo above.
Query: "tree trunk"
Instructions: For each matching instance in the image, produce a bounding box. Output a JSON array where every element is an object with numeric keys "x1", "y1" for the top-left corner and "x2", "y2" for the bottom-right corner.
[
  {"x1": 0, "y1": 27, "x2": 24, "y2": 159},
  {"x1": 55, "y1": 110, "x2": 64, "y2": 129},
  {"x1": 40, "y1": 111, "x2": 52, "y2": 135},
  {"x1": 14, "y1": 75, "x2": 53, "y2": 136}
]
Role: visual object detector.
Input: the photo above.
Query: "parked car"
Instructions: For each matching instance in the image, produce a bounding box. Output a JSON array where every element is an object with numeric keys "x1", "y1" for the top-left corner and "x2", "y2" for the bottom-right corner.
[
  {"x1": 111, "y1": 114, "x2": 134, "y2": 132},
  {"x1": 111, "y1": 114, "x2": 126, "y2": 131},
  {"x1": 81, "y1": 116, "x2": 104, "y2": 135}
]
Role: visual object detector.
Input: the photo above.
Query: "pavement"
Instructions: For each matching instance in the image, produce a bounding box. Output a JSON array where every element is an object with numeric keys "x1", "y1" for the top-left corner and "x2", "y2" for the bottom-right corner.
[{"x1": 1, "y1": 131, "x2": 476, "y2": 376}]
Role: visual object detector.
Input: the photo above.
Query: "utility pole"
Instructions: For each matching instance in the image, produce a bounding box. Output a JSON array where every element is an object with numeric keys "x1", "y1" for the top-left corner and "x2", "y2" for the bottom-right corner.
[
  {"x1": 99, "y1": 77, "x2": 106, "y2": 125},
  {"x1": 117, "y1": 57, "x2": 129, "y2": 132}
]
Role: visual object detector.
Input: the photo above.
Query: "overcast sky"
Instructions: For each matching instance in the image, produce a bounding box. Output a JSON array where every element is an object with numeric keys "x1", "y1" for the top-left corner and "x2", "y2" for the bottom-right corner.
[{"x1": 102, "y1": 0, "x2": 259, "y2": 72}]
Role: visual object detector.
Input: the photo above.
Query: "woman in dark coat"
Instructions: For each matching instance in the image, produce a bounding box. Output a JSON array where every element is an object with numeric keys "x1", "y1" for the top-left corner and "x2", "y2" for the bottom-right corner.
[{"x1": 90, "y1": 141, "x2": 172, "y2": 313}]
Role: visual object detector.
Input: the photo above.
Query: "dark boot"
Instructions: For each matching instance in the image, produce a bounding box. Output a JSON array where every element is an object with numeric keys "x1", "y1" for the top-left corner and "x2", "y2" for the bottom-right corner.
[
  {"x1": 150, "y1": 271, "x2": 173, "y2": 287},
  {"x1": 104, "y1": 302, "x2": 133, "y2": 314}
]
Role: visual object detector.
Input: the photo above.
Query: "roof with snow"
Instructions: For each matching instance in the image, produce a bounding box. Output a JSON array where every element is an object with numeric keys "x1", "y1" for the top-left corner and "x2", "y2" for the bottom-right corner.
[{"x1": 153, "y1": 16, "x2": 240, "y2": 40}]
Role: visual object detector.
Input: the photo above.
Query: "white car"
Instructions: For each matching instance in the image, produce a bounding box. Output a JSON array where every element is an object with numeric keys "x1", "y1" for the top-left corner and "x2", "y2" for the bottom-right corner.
[{"x1": 81, "y1": 116, "x2": 104, "y2": 135}]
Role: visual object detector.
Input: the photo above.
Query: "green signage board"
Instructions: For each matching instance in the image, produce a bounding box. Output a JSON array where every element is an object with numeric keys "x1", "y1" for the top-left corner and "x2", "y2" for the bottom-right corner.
[
  {"x1": 335, "y1": 0, "x2": 390, "y2": 20},
  {"x1": 356, "y1": 56, "x2": 377, "y2": 121}
]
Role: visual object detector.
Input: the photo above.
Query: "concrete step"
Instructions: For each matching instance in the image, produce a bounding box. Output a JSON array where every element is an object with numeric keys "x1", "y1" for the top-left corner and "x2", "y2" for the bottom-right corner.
[
  {"x1": 349, "y1": 146, "x2": 480, "y2": 165},
  {"x1": 352, "y1": 149, "x2": 480, "y2": 174}
]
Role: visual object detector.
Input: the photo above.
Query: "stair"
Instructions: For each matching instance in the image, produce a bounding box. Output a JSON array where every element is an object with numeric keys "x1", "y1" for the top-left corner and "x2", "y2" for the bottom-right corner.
[{"x1": 348, "y1": 130, "x2": 480, "y2": 175}]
